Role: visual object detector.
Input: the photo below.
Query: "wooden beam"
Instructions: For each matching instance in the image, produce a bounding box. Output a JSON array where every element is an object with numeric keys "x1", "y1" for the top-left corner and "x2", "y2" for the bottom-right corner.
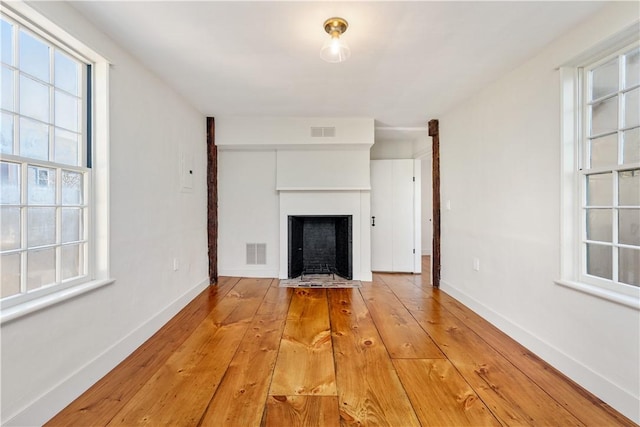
[
  {"x1": 428, "y1": 119, "x2": 441, "y2": 287},
  {"x1": 206, "y1": 117, "x2": 218, "y2": 284}
]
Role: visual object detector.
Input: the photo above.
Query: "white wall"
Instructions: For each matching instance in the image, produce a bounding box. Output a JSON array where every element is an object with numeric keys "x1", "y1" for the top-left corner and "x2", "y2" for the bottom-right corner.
[
  {"x1": 370, "y1": 140, "x2": 414, "y2": 159},
  {"x1": 438, "y1": 3, "x2": 639, "y2": 422},
  {"x1": 218, "y1": 150, "x2": 280, "y2": 277},
  {"x1": 1, "y1": 3, "x2": 209, "y2": 425}
]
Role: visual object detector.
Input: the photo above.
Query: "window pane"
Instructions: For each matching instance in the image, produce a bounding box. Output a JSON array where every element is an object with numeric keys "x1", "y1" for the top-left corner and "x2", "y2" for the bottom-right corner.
[
  {"x1": 619, "y1": 169, "x2": 640, "y2": 206},
  {"x1": 54, "y1": 90, "x2": 79, "y2": 132},
  {"x1": 27, "y1": 248, "x2": 55, "y2": 290},
  {"x1": 624, "y1": 88, "x2": 639, "y2": 129},
  {"x1": 62, "y1": 171, "x2": 83, "y2": 205},
  {"x1": 62, "y1": 244, "x2": 81, "y2": 280},
  {"x1": 27, "y1": 165, "x2": 55, "y2": 205},
  {"x1": 27, "y1": 207, "x2": 56, "y2": 247},
  {"x1": 586, "y1": 209, "x2": 612, "y2": 242},
  {"x1": 623, "y1": 127, "x2": 640, "y2": 165},
  {"x1": 619, "y1": 209, "x2": 640, "y2": 246},
  {"x1": 1, "y1": 112, "x2": 14, "y2": 154},
  {"x1": 586, "y1": 243, "x2": 612, "y2": 280},
  {"x1": 1, "y1": 19, "x2": 13, "y2": 66},
  {"x1": 1, "y1": 64, "x2": 14, "y2": 111},
  {"x1": 590, "y1": 96, "x2": 618, "y2": 136},
  {"x1": 591, "y1": 58, "x2": 619, "y2": 100},
  {"x1": 54, "y1": 128, "x2": 79, "y2": 166},
  {"x1": 61, "y1": 208, "x2": 81, "y2": 243},
  {"x1": 589, "y1": 134, "x2": 617, "y2": 168},
  {"x1": 19, "y1": 117, "x2": 49, "y2": 161},
  {"x1": 619, "y1": 247, "x2": 640, "y2": 287},
  {"x1": 586, "y1": 173, "x2": 612, "y2": 206},
  {"x1": 54, "y1": 50, "x2": 79, "y2": 96},
  {"x1": 20, "y1": 74, "x2": 49, "y2": 122},
  {"x1": 625, "y1": 48, "x2": 639, "y2": 89},
  {"x1": 19, "y1": 30, "x2": 50, "y2": 83},
  {"x1": 1, "y1": 253, "x2": 21, "y2": 298},
  {"x1": 1, "y1": 207, "x2": 21, "y2": 250},
  {"x1": 0, "y1": 162, "x2": 20, "y2": 204}
]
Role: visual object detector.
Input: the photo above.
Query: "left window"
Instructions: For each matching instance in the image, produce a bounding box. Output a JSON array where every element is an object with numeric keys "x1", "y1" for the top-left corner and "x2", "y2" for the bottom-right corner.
[{"x1": 1, "y1": 14, "x2": 90, "y2": 302}]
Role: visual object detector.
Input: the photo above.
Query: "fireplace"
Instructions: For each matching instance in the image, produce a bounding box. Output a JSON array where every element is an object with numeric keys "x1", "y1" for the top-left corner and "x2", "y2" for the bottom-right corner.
[{"x1": 288, "y1": 215, "x2": 352, "y2": 280}]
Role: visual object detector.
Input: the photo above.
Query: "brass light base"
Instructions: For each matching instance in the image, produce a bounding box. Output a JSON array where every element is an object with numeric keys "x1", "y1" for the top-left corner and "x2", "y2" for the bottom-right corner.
[{"x1": 323, "y1": 17, "x2": 348, "y2": 35}]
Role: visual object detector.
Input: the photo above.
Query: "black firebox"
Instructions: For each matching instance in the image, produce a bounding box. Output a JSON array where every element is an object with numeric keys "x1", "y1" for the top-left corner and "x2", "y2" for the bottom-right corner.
[{"x1": 288, "y1": 215, "x2": 352, "y2": 280}]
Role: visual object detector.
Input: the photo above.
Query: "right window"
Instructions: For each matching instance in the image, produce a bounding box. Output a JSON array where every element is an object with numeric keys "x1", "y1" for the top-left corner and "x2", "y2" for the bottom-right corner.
[{"x1": 582, "y1": 45, "x2": 639, "y2": 288}]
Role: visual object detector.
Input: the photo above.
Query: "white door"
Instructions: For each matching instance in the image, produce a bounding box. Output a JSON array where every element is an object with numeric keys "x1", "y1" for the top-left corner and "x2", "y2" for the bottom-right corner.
[
  {"x1": 371, "y1": 161, "x2": 393, "y2": 271},
  {"x1": 371, "y1": 159, "x2": 416, "y2": 272}
]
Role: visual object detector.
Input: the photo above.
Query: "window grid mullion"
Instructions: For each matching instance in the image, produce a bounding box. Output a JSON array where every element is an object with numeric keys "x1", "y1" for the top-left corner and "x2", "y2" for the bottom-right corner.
[
  {"x1": 55, "y1": 167, "x2": 62, "y2": 283},
  {"x1": 19, "y1": 160, "x2": 27, "y2": 293},
  {"x1": 612, "y1": 170, "x2": 619, "y2": 283}
]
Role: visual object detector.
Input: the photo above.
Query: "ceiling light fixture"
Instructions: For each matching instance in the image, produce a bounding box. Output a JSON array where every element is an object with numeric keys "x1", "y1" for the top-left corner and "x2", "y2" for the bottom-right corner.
[{"x1": 320, "y1": 17, "x2": 351, "y2": 63}]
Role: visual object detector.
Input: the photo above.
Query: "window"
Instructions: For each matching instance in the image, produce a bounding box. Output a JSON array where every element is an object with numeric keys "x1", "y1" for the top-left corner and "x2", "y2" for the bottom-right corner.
[
  {"x1": 0, "y1": 5, "x2": 110, "y2": 316},
  {"x1": 558, "y1": 35, "x2": 640, "y2": 308},
  {"x1": 581, "y1": 46, "x2": 639, "y2": 288}
]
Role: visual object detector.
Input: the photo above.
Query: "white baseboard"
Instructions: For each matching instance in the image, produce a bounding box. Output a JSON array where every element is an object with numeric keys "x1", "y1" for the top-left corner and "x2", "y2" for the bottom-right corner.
[
  {"x1": 421, "y1": 249, "x2": 432, "y2": 255},
  {"x1": 218, "y1": 268, "x2": 278, "y2": 278},
  {"x1": 440, "y1": 279, "x2": 640, "y2": 424},
  {"x1": 5, "y1": 277, "x2": 211, "y2": 427}
]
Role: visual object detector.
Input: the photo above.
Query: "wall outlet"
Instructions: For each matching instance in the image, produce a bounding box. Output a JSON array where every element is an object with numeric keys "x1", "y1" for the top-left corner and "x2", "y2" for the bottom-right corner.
[
  {"x1": 446, "y1": 200, "x2": 451, "y2": 210},
  {"x1": 473, "y1": 258, "x2": 480, "y2": 272},
  {"x1": 173, "y1": 258, "x2": 179, "y2": 271}
]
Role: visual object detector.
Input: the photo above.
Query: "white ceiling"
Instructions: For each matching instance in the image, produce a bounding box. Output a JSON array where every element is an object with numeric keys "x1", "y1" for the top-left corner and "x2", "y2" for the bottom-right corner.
[{"x1": 70, "y1": 1, "x2": 606, "y2": 129}]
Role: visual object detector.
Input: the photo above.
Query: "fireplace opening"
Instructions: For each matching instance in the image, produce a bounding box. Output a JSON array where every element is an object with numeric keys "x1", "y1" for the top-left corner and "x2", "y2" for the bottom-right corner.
[{"x1": 288, "y1": 215, "x2": 352, "y2": 280}]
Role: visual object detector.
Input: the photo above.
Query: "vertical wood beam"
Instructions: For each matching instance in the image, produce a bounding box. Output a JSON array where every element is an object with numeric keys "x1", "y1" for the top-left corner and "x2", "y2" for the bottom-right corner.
[
  {"x1": 206, "y1": 117, "x2": 218, "y2": 285},
  {"x1": 428, "y1": 119, "x2": 440, "y2": 288}
]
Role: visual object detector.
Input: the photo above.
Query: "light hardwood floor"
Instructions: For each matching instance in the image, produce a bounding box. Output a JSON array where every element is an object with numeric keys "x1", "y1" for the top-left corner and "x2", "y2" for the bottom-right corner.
[{"x1": 47, "y1": 258, "x2": 636, "y2": 426}]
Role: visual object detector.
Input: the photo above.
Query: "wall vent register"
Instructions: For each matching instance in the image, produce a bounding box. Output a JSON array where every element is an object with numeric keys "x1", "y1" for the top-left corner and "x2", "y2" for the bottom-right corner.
[
  {"x1": 310, "y1": 127, "x2": 336, "y2": 138},
  {"x1": 246, "y1": 243, "x2": 266, "y2": 265}
]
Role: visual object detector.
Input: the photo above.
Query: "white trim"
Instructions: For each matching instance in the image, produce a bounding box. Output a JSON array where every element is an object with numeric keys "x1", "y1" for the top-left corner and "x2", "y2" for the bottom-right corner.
[
  {"x1": 440, "y1": 279, "x2": 640, "y2": 424},
  {"x1": 2, "y1": 277, "x2": 211, "y2": 427},
  {"x1": 218, "y1": 268, "x2": 278, "y2": 278},
  {"x1": 276, "y1": 186, "x2": 371, "y2": 192},
  {"x1": 555, "y1": 279, "x2": 640, "y2": 310},
  {"x1": 0, "y1": 278, "x2": 114, "y2": 324}
]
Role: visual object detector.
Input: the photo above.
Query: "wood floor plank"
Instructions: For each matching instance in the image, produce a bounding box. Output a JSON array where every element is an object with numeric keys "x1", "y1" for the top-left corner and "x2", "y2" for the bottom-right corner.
[
  {"x1": 45, "y1": 277, "x2": 241, "y2": 427},
  {"x1": 359, "y1": 279, "x2": 444, "y2": 359},
  {"x1": 393, "y1": 359, "x2": 500, "y2": 426},
  {"x1": 270, "y1": 289, "x2": 337, "y2": 396},
  {"x1": 328, "y1": 288, "x2": 420, "y2": 426},
  {"x1": 378, "y1": 274, "x2": 585, "y2": 426},
  {"x1": 105, "y1": 278, "x2": 272, "y2": 426},
  {"x1": 431, "y1": 290, "x2": 639, "y2": 427},
  {"x1": 47, "y1": 273, "x2": 634, "y2": 427},
  {"x1": 197, "y1": 285, "x2": 293, "y2": 426},
  {"x1": 263, "y1": 396, "x2": 340, "y2": 427}
]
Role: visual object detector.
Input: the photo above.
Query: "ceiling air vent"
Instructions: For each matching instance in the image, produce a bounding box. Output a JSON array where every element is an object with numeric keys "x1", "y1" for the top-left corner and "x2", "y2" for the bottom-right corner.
[
  {"x1": 310, "y1": 127, "x2": 336, "y2": 138},
  {"x1": 246, "y1": 243, "x2": 267, "y2": 265}
]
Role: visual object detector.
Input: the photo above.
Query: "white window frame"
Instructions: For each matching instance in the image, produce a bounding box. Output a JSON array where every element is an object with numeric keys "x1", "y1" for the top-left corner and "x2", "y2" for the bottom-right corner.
[
  {"x1": 0, "y1": 3, "x2": 112, "y2": 324},
  {"x1": 557, "y1": 26, "x2": 640, "y2": 310}
]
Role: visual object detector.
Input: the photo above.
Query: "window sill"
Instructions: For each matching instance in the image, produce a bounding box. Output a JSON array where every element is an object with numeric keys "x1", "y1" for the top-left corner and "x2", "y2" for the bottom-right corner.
[
  {"x1": 555, "y1": 279, "x2": 640, "y2": 310},
  {"x1": 0, "y1": 278, "x2": 115, "y2": 325}
]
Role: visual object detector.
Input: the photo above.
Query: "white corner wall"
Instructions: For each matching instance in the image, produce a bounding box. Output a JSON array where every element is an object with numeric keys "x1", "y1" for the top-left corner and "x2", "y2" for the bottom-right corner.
[
  {"x1": 1, "y1": 3, "x2": 209, "y2": 425},
  {"x1": 438, "y1": 3, "x2": 639, "y2": 422}
]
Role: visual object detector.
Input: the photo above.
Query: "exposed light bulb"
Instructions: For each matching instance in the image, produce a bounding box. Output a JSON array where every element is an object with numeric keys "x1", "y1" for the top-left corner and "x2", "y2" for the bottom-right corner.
[{"x1": 320, "y1": 17, "x2": 351, "y2": 63}]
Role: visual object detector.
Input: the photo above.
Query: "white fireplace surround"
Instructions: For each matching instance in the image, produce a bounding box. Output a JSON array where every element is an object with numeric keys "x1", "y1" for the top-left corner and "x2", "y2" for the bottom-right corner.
[
  {"x1": 279, "y1": 191, "x2": 372, "y2": 281},
  {"x1": 216, "y1": 117, "x2": 374, "y2": 280}
]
